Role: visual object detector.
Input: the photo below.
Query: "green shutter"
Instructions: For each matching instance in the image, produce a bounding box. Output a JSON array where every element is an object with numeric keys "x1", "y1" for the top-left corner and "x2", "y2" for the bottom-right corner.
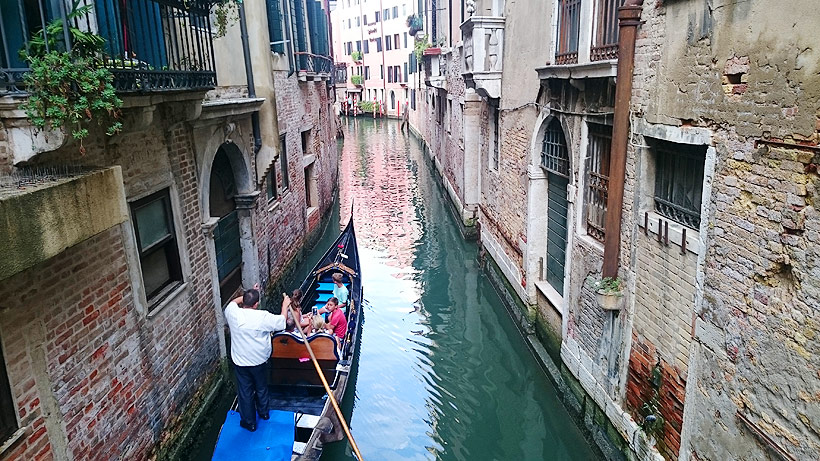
[{"x1": 267, "y1": 0, "x2": 285, "y2": 53}]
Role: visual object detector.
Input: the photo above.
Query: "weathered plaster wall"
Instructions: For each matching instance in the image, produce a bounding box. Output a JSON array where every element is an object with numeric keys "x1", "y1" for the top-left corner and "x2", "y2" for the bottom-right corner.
[{"x1": 630, "y1": 1, "x2": 820, "y2": 460}]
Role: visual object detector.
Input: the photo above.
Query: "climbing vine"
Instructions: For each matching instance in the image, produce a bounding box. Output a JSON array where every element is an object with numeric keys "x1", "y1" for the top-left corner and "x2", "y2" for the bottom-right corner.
[
  {"x1": 213, "y1": 0, "x2": 242, "y2": 38},
  {"x1": 19, "y1": 1, "x2": 122, "y2": 152}
]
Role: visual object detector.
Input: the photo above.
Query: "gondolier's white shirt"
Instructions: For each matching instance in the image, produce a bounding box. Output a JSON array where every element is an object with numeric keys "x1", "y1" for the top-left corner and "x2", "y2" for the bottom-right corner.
[{"x1": 224, "y1": 302, "x2": 286, "y2": 367}]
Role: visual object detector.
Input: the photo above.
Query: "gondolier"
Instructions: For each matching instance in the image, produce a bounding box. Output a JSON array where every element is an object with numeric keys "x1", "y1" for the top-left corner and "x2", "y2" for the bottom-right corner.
[{"x1": 224, "y1": 288, "x2": 290, "y2": 432}]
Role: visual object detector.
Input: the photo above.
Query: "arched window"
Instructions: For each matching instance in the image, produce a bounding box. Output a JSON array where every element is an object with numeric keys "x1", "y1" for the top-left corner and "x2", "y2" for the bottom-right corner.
[{"x1": 390, "y1": 91, "x2": 396, "y2": 109}]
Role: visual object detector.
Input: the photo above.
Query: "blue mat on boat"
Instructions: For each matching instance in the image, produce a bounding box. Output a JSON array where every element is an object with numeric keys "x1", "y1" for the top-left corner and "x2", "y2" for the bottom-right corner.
[
  {"x1": 316, "y1": 282, "x2": 335, "y2": 292},
  {"x1": 212, "y1": 410, "x2": 294, "y2": 460},
  {"x1": 315, "y1": 292, "x2": 333, "y2": 303}
]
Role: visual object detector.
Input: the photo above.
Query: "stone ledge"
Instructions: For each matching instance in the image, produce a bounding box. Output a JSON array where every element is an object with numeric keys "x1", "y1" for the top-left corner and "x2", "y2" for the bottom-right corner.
[{"x1": 0, "y1": 167, "x2": 127, "y2": 281}]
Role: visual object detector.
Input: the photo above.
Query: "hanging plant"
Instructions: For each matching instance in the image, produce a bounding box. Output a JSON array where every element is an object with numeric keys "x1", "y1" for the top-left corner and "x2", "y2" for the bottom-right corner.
[
  {"x1": 413, "y1": 34, "x2": 431, "y2": 62},
  {"x1": 351, "y1": 50, "x2": 363, "y2": 62},
  {"x1": 406, "y1": 14, "x2": 423, "y2": 36},
  {"x1": 19, "y1": 1, "x2": 122, "y2": 153},
  {"x1": 213, "y1": 0, "x2": 242, "y2": 38},
  {"x1": 351, "y1": 75, "x2": 364, "y2": 85}
]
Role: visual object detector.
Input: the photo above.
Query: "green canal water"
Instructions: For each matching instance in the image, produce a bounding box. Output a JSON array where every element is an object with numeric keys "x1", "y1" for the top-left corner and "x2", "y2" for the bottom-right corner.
[{"x1": 183, "y1": 118, "x2": 601, "y2": 461}]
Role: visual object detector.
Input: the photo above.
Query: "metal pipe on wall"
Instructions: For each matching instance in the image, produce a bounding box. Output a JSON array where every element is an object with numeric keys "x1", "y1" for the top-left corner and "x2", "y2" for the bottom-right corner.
[
  {"x1": 601, "y1": 0, "x2": 644, "y2": 278},
  {"x1": 238, "y1": 1, "x2": 263, "y2": 154}
]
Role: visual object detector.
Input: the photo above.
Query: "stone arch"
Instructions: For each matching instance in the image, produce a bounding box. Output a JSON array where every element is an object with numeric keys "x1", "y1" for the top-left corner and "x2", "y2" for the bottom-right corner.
[{"x1": 199, "y1": 137, "x2": 253, "y2": 221}]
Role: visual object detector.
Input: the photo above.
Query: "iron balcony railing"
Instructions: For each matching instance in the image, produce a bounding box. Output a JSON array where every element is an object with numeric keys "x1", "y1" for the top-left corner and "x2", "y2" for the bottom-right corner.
[
  {"x1": 1, "y1": 0, "x2": 216, "y2": 94},
  {"x1": 591, "y1": 0, "x2": 622, "y2": 61},
  {"x1": 294, "y1": 52, "x2": 333, "y2": 75}
]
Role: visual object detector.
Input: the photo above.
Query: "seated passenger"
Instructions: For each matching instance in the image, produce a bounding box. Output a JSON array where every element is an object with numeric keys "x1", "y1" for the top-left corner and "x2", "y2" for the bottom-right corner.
[
  {"x1": 307, "y1": 314, "x2": 330, "y2": 336},
  {"x1": 283, "y1": 289, "x2": 311, "y2": 332},
  {"x1": 331, "y1": 273, "x2": 349, "y2": 311},
  {"x1": 316, "y1": 297, "x2": 347, "y2": 340}
]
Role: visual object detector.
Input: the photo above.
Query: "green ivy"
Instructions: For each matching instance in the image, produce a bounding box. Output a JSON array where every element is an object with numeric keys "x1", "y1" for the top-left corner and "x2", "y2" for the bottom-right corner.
[
  {"x1": 351, "y1": 50, "x2": 363, "y2": 61},
  {"x1": 213, "y1": 0, "x2": 242, "y2": 39},
  {"x1": 351, "y1": 75, "x2": 364, "y2": 85},
  {"x1": 19, "y1": 1, "x2": 122, "y2": 152},
  {"x1": 414, "y1": 34, "x2": 431, "y2": 62}
]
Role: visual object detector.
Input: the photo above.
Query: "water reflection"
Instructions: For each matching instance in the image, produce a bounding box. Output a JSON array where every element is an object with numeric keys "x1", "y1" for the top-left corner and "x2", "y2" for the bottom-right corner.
[{"x1": 323, "y1": 118, "x2": 599, "y2": 461}]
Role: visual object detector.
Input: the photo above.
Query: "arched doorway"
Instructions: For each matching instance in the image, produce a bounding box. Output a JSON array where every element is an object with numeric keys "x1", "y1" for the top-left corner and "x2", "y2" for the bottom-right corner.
[
  {"x1": 390, "y1": 90, "x2": 396, "y2": 110},
  {"x1": 540, "y1": 118, "x2": 571, "y2": 294},
  {"x1": 210, "y1": 146, "x2": 243, "y2": 303}
]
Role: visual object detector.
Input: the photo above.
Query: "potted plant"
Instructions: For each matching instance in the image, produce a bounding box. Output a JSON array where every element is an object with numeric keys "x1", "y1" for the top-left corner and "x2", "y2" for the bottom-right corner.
[
  {"x1": 407, "y1": 14, "x2": 423, "y2": 36},
  {"x1": 591, "y1": 276, "x2": 625, "y2": 311},
  {"x1": 351, "y1": 74, "x2": 363, "y2": 86},
  {"x1": 351, "y1": 50, "x2": 363, "y2": 62}
]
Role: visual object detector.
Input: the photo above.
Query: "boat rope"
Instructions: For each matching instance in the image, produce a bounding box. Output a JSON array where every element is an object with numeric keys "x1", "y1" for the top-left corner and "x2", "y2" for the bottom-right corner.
[{"x1": 285, "y1": 302, "x2": 365, "y2": 460}]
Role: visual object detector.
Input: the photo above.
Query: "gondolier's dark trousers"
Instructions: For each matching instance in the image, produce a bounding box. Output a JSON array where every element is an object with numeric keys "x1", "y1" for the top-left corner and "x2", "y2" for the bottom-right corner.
[{"x1": 234, "y1": 361, "x2": 269, "y2": 424}]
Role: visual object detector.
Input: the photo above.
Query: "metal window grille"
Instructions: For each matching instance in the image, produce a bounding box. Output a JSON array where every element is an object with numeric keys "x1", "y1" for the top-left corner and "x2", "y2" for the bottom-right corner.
[
  {"x1": 0, "y1": 0, "x2": 216, "y2": 94},
  {"x1": 556, "y1": 0, "x2": 581, "y2": 64},
  {"x1": 652, "y1": 140, "x2": 706, "y2": 229},
  {"x1": 591, "y1": 0, "x2": 622, "y2": 61},
  {"x1": 585, "y1": 123, "x2": 611, "y2": 242},
  {"x1": 540, "y1": 119, "x2": 570, "y2": 178}
]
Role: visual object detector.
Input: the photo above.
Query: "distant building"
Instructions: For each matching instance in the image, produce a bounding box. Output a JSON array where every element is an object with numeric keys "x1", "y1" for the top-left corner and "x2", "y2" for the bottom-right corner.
[
  {"x1": 330, "y1": 0, "x2": 418, "y2": 117},
  {"x1": 0, "y1": 0, "x2": 337, "y2": 458}
]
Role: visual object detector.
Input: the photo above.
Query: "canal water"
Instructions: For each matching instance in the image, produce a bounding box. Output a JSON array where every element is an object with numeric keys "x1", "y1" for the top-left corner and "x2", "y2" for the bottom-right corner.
[{"x1": 184, "y1": 118, "x2": 600, "y2": 460}]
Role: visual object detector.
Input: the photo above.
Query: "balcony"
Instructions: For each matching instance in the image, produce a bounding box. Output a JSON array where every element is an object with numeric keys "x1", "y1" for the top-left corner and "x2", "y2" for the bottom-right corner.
[
  {"x1": 461, "y1": 16, "x2": 505, "y2": 99},
  {"x1": 0, "y1": 0, "x2": 217, "y2": 94},
  {"x1": 538, "y1": 0, "x2": 621, "y2": 81},
  {"x1": 423, "y1": 47, "x2": 447, "y2": 91},
  {"x1": 332, "y1": 63, "x2": 348, "y2": 87},
  {"x1": 295, "y1": 53, "x2": 333, "y2": 81}
]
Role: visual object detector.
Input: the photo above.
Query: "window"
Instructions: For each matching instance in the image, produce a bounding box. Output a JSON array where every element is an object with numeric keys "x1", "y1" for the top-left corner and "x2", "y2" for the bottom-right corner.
[
  {"x1": 403, "y1": 62, "x2": 408, "y2": 81},
  {"x1": 266, "y1": 0, "x2": 286, "y2": 53},
  {"x1": 356, "y1": 40, "x2": 361, "y2": 51},
  {"x1": 592, "y1": 0, "x2": 622, "y2": 61},
  {"x1": 355, "y1": 16, "x2": 360, "y2": 26},
  {"x1": 385, "y1": 36, "x2": 392, "y2": 50},
  {"x1": 280, "y1": 135, "x2": 290, "y2": 191},
  {"x1": 394, "y1": 34, "x2": 400, "y2": 49},
  {"x1": 652, "y1": 140, "x2": 706, "y2": 229},
  {"x1": 392, "y1": 6, "x2": 398, "y2": 18},
  {"x1": 0, "y1": 340, "x2": 17, "y2": 445},
  {"x1": 376, "y1": 37, "x2": 382, "y2": 51},
  {"x1": 556, "y1": 0, "x2": 581, "y2": 64},
  {"x1": 267, "y1": 167, "x2": 278, "y2": 201},
  {"x1": 387, "y1": 67, "x2": 393, "y2": 83},
  {"x1": 446, "y1": 99, "x2": 452, "y2": 132},
  {"x1": 403, "y1": 32, "x2": 408, "y2": 48},
  {"x1": 365, "y1": 66, "x2": 371, "y2": 79},
  {"x1": 363, "y1": 14, "x2": 367, "y2": 24},
  {"x1": 131, "y1": 190, "x2": 183, "y2": 301},
  {"x1": 375, "y1": 11, "x2": 380, "y2": 22},
  {"x1": 380, "y1": 64, "x2": 384, "y2": 79},
  {"x1": 301, "y1": 129, "x2": 311, "y2": 156},
  {"x1": 346, "y1": 41, "x2": 352, "y2": 54},
  {"x1": 383, "y1": 8, "x2": 389, "y2": 19},
  {"x1": 348, "y1": 18, "x2": 351, "y2": 28},
  {"x1": 584, "y1": 123, "x2": 612, "y2": 242},
  {"x1": 403, "y1": 4, "x2": 407, "y2": 15},
  {"x1": 489, "y1": 105, "x2": 500, "y2": 170},
  {"x1": 411, "y1": 89, "x2": 416, "y2": 110},
  {"x1": 363, "y1": 40, "x2": 369, "y2": 53}
]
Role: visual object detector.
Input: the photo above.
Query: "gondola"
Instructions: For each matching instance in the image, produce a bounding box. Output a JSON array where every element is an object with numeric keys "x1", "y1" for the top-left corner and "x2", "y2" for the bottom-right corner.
[{"x1": 212, "y1": 215, "x2": 363, "y2": 460}]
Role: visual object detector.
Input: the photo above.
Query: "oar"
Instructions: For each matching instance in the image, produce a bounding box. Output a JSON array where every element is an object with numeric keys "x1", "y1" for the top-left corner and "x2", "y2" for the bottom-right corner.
[{"x1": 284, "y1": 299, "x2": 364, "y2": 460}]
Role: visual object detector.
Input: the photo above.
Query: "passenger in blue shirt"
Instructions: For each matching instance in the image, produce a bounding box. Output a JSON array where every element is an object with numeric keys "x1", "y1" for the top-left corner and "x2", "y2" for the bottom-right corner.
[{"x1": 331, "y1": 273, "x2": 349, "y2": 311}]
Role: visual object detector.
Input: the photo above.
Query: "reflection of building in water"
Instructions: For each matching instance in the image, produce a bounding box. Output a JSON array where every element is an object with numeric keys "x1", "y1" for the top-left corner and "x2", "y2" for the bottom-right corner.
[{"x1": 340, "y1": 120, "x2": 420, "y2": 270}]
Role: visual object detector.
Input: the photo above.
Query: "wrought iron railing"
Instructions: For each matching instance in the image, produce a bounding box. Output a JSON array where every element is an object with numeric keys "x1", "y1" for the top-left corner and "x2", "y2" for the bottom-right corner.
[
  {"x1": 585, "y1": 123, "x2": 612, "y2": 242},
  {"x1": 590, "y1": 0, "x2": 622, "y2": 61},
  {"x1": 1, "y1": 0, "x2": 216, "y2": 94},
  {"x1": 294, "y1": 52, "x2": 333, "y2": 75},
  {"x1": 556, "y1": 0, "x2": 581, "y2": 65}
]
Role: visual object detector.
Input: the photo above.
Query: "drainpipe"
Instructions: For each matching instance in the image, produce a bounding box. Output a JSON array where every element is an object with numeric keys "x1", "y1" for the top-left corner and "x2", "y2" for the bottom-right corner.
[
  {"x1": 238, "y1": 2, "x2": 262, "y2": 154},
  {"x1": 602, "y1": 0, "x2": 644, "y2": 278}
]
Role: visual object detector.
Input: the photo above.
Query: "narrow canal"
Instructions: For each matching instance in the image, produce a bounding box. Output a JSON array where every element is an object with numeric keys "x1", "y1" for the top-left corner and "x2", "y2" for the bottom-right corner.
[{"x1": 185, "y1": 118, "x2": 601, "y2": 460}]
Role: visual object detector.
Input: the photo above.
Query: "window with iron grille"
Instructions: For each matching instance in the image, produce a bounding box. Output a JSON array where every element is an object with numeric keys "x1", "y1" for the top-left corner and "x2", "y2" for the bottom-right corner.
[
  {"x1": 591, "y1": 0, "x2": 623, "y2": 61},
  {"x1": 131, "y1": 190, "x2": 183, "y2": 303},
  {"x1": 489, "y1": 105, "x2": 500, "y2": 170},
  {"x1": 540, "y1": 119, "x2": 570, "y2": 177},
  {"x1": 584, "y1": 123, "x2": 612, "y2": 242},
  {"x1": 0, "y1": 339, "x2": 16, "y2": 445},
  {"x1": 652, "y1": 140, "x2": 706, "y2": 229},
  {"x1": 556, "y1": 0, "x2": 581, "y2": 64}
]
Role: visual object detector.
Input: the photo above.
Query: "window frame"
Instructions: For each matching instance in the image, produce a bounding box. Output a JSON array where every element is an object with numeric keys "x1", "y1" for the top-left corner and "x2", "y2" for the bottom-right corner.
[
  {"x1": 584, "y1": 122, "x2": 612, "y2": 242},
  {"x1": 266, "y1": 166, "x2": 279, "y2": 202},
  {"x1": 280, "y1": 134, "x2": 290, "y2": 192},
  {"x1": 130, "y1": 189, "x2": 184, "y2": 303},
  {"x1": 651, "y1": 139, "x2": 706, "y2": 229}
]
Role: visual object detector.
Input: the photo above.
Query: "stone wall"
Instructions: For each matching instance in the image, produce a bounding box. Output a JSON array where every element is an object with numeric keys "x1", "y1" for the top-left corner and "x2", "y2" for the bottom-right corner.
[
  {"x1": 0, "y1": 106, "x2": 222, "y2": 460},
  {"x1": 629, "y1": 1, "x2": 820, "y2": 460}
]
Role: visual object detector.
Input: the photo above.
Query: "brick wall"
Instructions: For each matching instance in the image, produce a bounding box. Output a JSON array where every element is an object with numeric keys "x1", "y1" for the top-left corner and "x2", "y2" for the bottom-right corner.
[
  {"x1": 0, "y1": 104, "x2": 222, "y2": 460},
  {"x1": 256, "y1": 74, "x2": 338, "y2": 289}
]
